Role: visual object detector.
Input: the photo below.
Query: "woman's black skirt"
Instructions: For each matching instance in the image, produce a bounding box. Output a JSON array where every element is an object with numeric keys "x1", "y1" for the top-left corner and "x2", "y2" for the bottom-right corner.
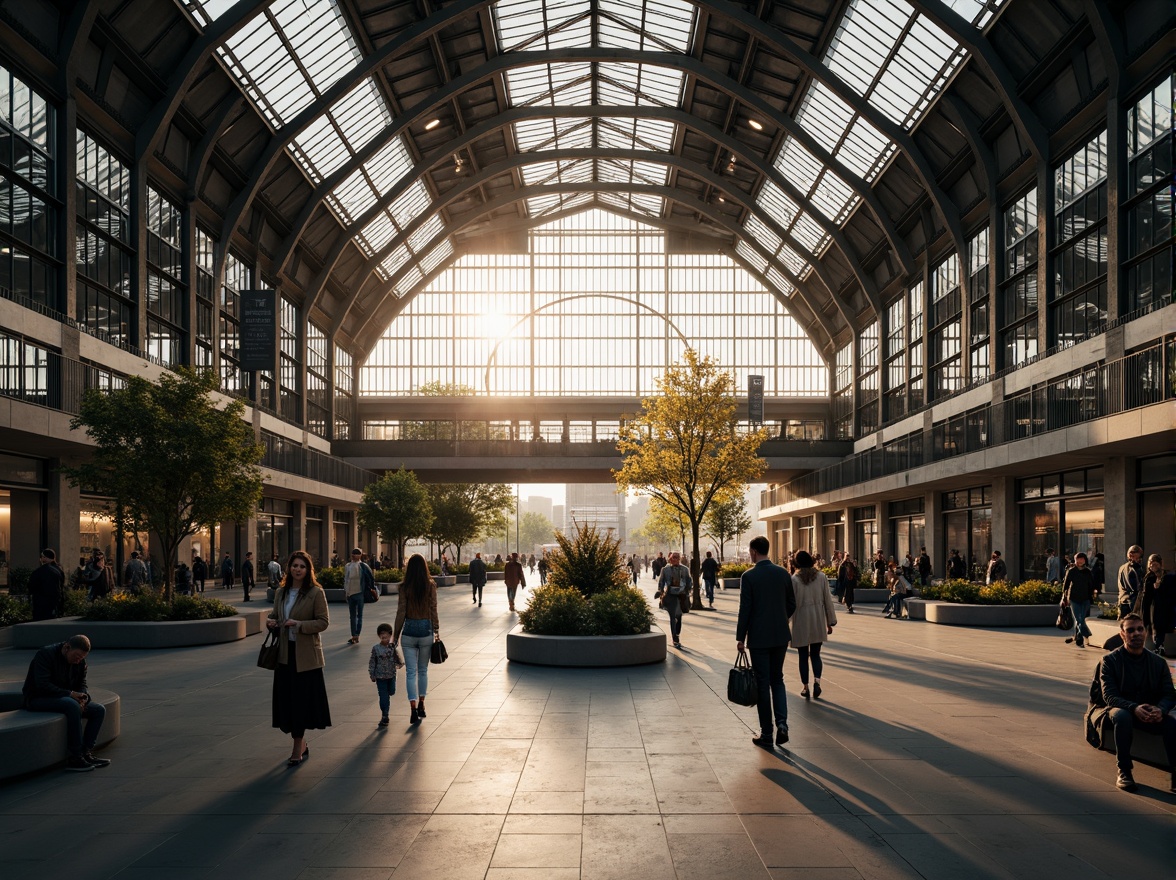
[{"x1": 272, "y1": 642, "x2": 332, "y2": 734}]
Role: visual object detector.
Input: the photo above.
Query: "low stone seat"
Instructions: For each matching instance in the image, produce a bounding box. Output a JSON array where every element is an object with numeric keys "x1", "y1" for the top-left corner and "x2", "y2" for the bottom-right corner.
[
  {"x1": 1085, "y1": 705, "x2": 1170, "y2": 770},
  {"x1": 0, "y1": 681, "x2": 120, "y2": 780}
]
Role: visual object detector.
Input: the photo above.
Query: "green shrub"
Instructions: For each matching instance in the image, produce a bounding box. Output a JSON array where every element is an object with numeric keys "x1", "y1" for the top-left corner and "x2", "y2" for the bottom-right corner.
[
  {"x1": 84, "y1": 592, "x2": 237, "y2": 621},
  {"x1": 587, "y1": 587, "x2": 653, "y2": 635},
  {"x1": 978, "y1": 582, "x2": 1015, "y2": 605},
  {"x1": 427, "y1": 561, "x2": 441, "y2": 575},
  {"x1": 316, "y1": 566, "x2": 344, "y2": 590},
  {"x1": 921, "y1": 579, "x2": 982, "y2": 603},
  {"x1": 518, "y1": 584, "x2": 589, "y2": 634},
  {"x1": 1096, "y1": 601, "x2": 1119, "y2": 620},
  {"x1": 1012, "y1": 579, "x2": 1062, "y2": 605},
  {"x1": 547, "y1": 521, "x2": 629, "y2": 598},
  {"x1": 374, "y1": 568, "x2": 403, "y2": 582},
  {"x1": 0, "y1": 594, "x2": 32, "y2": 627},
  {"x1": 720, "y1": 562, "x2": 752, "y2": 578},
  {"x1": 64, "y1": 588, "x2": 90, "y2": 617},
  {"x1": 7, "y1": 567, "x2": 33, "y2": 596},
  {"x1": 922, "y1": 578, "x2": 1063, "y2": 605},
  {"x1": 452, "y1": 563, "x2": 470, "y2": 575},
  {"x1": 486, "y1": 562, "x2": 505, "y2": 572}
]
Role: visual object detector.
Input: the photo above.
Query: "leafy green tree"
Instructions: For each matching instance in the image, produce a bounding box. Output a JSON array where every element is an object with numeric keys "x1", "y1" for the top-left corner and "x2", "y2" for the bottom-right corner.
[
  {"x1": 704, "y1": 492, "x2": 753, "y2": 561},
  {"x1": 61, "y1": 367, "x2": 264, "y2": 601},
  {"x1": 518, "y1": 511, "x2": 555, "y2": 552},
  {"x1": 615, "y1": 350, "x2": 767, "y2": 608},
  {"x1": 358, "y1": 467, "x2": 433, "y2": 568},
  {"x1": 426, "y1": 483, "x2": 514, "y2": 563}
]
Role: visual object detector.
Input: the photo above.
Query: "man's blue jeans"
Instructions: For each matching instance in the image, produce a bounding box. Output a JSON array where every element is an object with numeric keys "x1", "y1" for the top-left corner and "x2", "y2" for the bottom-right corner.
[
  {"x1": 28, "y1": 696, "x2": 105, "y2": 757},
  {"x1": 1069, "y1": 600, "x2": 1092, "y2": 640},
  {"x1": 347, "y1": 592, "x2": 364, "y2": 638},
  {"x1": 749, "y1": 646, "x2": 788, "y2": 736},
  {"x1": 704, "y1": 577, "x2": 716, "y2": 603},
  {"x1": 1108, "y1": 708, "x2": 1176, "y2": 772}
]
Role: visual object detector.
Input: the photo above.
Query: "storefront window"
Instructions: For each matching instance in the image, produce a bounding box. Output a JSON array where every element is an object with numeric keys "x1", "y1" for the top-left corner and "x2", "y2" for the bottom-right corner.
[
  {"x1": 942, "y1": 487, "x2": 992, "y2": 579},
  {"x1": 853, "y1": 506, "x2": 878, "y2": 562},
  {"x1": 1023, "y1": 501, "x2": 1060, "y2": 580}
]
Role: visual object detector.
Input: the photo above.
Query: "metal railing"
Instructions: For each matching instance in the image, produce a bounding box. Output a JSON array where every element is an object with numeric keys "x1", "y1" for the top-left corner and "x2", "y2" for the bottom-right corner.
[
  {"x1": 261, "y1": 432, "x2": 374, "y2": 493},
  {"x1": 763, "y1": 338, "x2": 1174, "y2": 509}
]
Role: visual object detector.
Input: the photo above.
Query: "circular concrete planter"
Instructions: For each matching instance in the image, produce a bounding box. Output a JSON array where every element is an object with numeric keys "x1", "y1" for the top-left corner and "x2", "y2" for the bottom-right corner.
[
  {"x1": 435, "y1": 575, "x2": 457, "y2": 587},
  {"x1": 379, "y1": 581, "x2": 401, "y2": 596},
  {"x1": 924, "y1": 602, "x2": 1059, "y2": 627},
  {"x1": 905, "y1": 598, "x2": 940, "y2": 621},
  {"x1": 0, "y1": 682, "x2": 120, "y2": 780},
  {"x1": 506, "y1": 624, "x2": 666, "y2": 666},
  {"x1": 13, "y1": 614, "x2": 249, "y2": 649}
]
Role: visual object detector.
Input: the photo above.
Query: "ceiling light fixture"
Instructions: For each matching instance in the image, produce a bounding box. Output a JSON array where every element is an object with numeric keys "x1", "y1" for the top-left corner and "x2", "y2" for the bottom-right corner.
[
  {"x1": 424, "y1": 118, "x2": 441, "y2": 131},
  {"x1": 725, "y1": 155, "x2": 736, "y2": 174},
  {"x1": 747, "y1": 119, "x2": 763, "y2": 131},
  {"x1": 453, "y1": 153, "x2": 467, "y2": 176}
]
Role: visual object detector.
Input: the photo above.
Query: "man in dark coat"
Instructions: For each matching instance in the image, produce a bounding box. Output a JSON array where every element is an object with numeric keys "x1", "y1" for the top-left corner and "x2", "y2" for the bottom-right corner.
[
  {"x1": 241, "y1": 550, "x2": 255, "y2": 602},
  {"x1": 29, "y1": 548, "x2": 66, "y2": 620},
  {"x1": 23, "y1": 634, "x2": 109, "y2": 771},
  {"x1": 469, "y1": 552, "x2": 487, "y2": 606},
  {"x1": 192, "y1": 555, "x2": 207, "y2": 593},
  {"x1": 736, "y1": 536, "x2": 797, "y2": 749},
  {"x1": 220, "y1": 553, "x2": 234, "y2": 590}
]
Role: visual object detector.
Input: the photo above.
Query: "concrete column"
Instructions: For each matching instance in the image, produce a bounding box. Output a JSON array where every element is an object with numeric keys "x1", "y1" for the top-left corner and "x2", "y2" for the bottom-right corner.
[
  {"x1": 47, "y1": 458, "x2": 82, "y2": 570},
  {"x1": 924, "y1": 489, "x2": 944, "y2": 578},
  {"x1": 876, "y1": 500, "x2": 891, "y2": 561},
  {"x1": 10, "y1": 488, "x2": 44, "y2": 569},
  {"x1": 990, "y1": 476, "x2": 1018, "y2": 579},
  {"x1": 842, "y1": 506, "x2": 856, "y2": 563},
  {"x1": 1103, "y1": 456, "x2": 1138, "y2": 561}
]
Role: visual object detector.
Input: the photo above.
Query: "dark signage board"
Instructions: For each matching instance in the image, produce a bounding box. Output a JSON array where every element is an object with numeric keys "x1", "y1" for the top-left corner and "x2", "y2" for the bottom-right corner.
[
  {"x1": 239, "y1": 290, "x2": 276, "y2": 372},
  {"x1": 748, "y1": 374, "x2": 764, "y2": 423}
]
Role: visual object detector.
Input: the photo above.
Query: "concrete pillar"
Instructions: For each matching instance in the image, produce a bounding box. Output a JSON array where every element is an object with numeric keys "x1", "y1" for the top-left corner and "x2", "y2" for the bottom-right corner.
[
  {"x1": 990, "y1": 476, "x2": 1018, "y2": 579},
  {"x1": 876, "y1": 500, "x2": 892, "y2": 561},
  {"x1": 1103, "y1": 457, "x2": 1138, "y2": 562},
  {"x1": 47, "y1": 458, "x2": 81, "y2": 571},
  {"x1": 842, "y1": 506, "x2": 855, "y2": 563},
  {"x1": 10, "y1": 488, "x2": 44, "y2": 570},
  {"x1": 924, "y1": 489, "x2": 944, "y2": 578}
]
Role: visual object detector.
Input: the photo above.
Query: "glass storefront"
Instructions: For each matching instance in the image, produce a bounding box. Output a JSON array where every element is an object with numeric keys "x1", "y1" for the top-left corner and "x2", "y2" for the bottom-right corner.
[
  {"x1": 821, "y1": 511, "x2": 844, "y2": 561},
  {"x1": 889, "y1": 498, "x2": 925, "y2": 564},
  {"x1": 257, "y1": 498, "x2": 294, "y2": 566},
  {"x1": 942, "y1": 487, "x2": 992, "y2": 580},
  {"x1": 853, "y1": 506, "x2": 878, "y2": 563},
  {"x1": 305, "y1": 505, "x2": 324, "y2": 568},
  {"x1": 796, "y1": 516, "x2": 815, "y2": 554},
  {"x1": 1019, "y1": 467, "x2": 1103, "y2": 580}
]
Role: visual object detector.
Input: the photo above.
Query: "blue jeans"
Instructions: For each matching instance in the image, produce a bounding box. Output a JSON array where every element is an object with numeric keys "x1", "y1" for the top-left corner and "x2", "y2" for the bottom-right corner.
[
  {"x1": 28, "y1": 696, "x2": 105, "y2": 757},
  {"x1": 401, "y1": 618, "x2": 433, "y2": 702},
  {"x1": 749, "y1": 646, "x2": 788, "y2": 735},
  {"x1": 347, "y1": 592, "x2": 364, "y2": 638},
  {"x1": 375, "y1": 678, "x2": 395, "y2": 716},
  {"x1": 704, "y1": 577, "x2": 716, "y2": 603},
  {"x1": 1069, "y1": 600, "x2": 1092, "y2": 640}
]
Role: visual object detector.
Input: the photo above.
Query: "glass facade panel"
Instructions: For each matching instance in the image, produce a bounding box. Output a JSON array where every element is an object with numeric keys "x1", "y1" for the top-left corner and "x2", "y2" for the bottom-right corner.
[
  {"x1": 76, "y1": 130, "x2": 133, "y2": 347},
  {"x1": 1125, "y1": 74, "x2": 1174, "y2": 313},
  {"x1": 146, "y1": 186, "x2": 185, "y2": 366},
  {"x1": 1001, "y1": 189, "x2": 1038, "y2": 368},
  {"x1": 1052, "y1": 131, "x2": 1108, "y2": 346}
]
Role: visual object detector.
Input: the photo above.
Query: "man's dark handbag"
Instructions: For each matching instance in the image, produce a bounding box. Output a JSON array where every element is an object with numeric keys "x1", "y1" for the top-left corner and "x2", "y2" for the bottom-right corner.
[
  {"x1": 1056, "y1": 604, "x2": 1074, "y2": 630},
  {"x1": 257, "y1": 629, "x2": 280, "y2": 670},
  {"x1": 364, "y1": 585, "x2": 379, "y2": 604},
  {"x1": 727, "y1": 650, "x2": 758, "y2": 707},
  {"x1": 430, "y1": 638, "x2": 448, "y2": 664},
  {"x1": 679, "y1": 591, "x2": 690, "y2": 614}
]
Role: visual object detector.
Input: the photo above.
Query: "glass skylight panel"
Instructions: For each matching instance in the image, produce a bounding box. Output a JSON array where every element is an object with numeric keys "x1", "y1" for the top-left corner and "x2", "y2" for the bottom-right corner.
[
  {"x1": 180, "y1": 0, "x2": 240, "y2": 26},
  {"x1": 328, "y1": 166, "x2": 376, "y2": 222},
  {"x1": 377, "y1": 244, "x2": 412, "y2": 282},
  {"x1": 598, "y1": 63, "x2": 685, "y2": 107},
  {"x1": 799, "y1": 83, "x2": 892, "y2": 181},
  {"x1": 328, "y1": 137, "x2": 413, "y2": 231},
  {"x1": 290, "y1": 80, "x2": 389, "y2": 182},
  {"x1": 735, "y1": 241, "x2": 768, "y2": 275},
  {"x1": 218, "y1": 0, "x2": 361, "y2": 129},
  {"x1": 765, "y1": 266, "x2": 795, "y2": 296},
  {"x1": 492, "y1": 0, "x2": 591, "y2": 52},
  {"x1": 943, "y1": 0, "x2": 1010, "y2": 28},
  {"x1": 394, "y1": 265, "x2": 423, "y2": 298},
  {"x1": 521, "y1": 160, "x2": 564, "y2": 186},
  {"x1": 364, "y1": 139, "x2": 414, "y2": 194},
  {"x1": 780, "y1": 245, "x2": 808, "y2": 276},
  {"x1": 359, "y1": 212, "x2": 396, "y2": 254},
  {"x1": 791, "y1": 213, "x2": 828, "y2": 253},
  {"x1": 418, "y1": 241, "x2": 453, "y2": 278},
  {"x1": 389, "y1": 181, "x2": 430, "y2": 229},
  {"x1": 756, "y1": 181, "x2": 798, "y2": 227},
  {"x1": 597, "y1": 0, "x2": 696, "y2": 53},
  {"x1": 408, "y1": 216, "x2": 443, "y2": 254},
  {"x1": 505, "y1": 64, "x2": 593, "y2": 107},
  {"x1": 744, "y1": 215, "x2": 783, "y2": 255},
  {"x1": 872, "y1": 17, "x2": 962, "y2": 128},
  {"x1": 514, "y1": 117, "x2": 593, "y2": 152}
]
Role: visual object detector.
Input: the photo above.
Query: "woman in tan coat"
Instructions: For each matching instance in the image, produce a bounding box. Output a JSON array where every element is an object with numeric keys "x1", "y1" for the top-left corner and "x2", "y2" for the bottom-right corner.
[
  {"x1": 267, "y1": 550, "x2": 331, "y2": 765},
  {"x1": 394, "y1": 554, "x2": 440, "y2": 725},
  {"x1": 789, "y1": 551, "x2": 837, "y2": 700}
]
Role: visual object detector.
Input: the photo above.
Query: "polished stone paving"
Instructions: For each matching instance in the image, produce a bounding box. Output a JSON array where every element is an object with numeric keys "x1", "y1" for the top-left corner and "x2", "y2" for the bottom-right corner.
[{"x1": 0, "y1": 574, "x2": 1173, "y2": 879}]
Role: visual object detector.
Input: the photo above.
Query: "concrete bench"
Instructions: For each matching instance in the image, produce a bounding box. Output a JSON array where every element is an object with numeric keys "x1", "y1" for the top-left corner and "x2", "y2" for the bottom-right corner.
[
  {"x1": 0, "y1": 682, "x2": 120, "y2": 780},
  {"x1": 1084, "y1": 705, "x2": 1170, "y2": 770}
]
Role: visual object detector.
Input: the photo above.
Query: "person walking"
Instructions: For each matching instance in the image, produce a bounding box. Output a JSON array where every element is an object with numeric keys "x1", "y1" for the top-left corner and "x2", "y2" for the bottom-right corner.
[
  {"x1": 266, "y1": 550, "x2": 331, "y2": 766},
  {"x1": 504, "y1": 552, "x2": 526, "y2": 612},
  {"x1": 701, "y1": 551, "x2": 720, "y2": 606},
  {"x1": 947, "y1": 549, "x2": 967, "y2": 580},
  {"x1": 1117, "y1": 545, "x2": 1144, "y2": 619},
  {"x1": 837, "y1": 553, "x2": 858, "y2": 614},
  {"x1": 124, "y1": 551, "x2": 148, "y2": 595},
  {"x1": 469, "y1": 552, "x2": 487, "y2": 606},
  {"x1": 83, "y1": 550, "x2": 114, "y2": 601},
  {"x1": 656, "y1": 551, "x2": 692, "y2": 649},
  {"x1": 369, "y1": 623, "x2": 400, "y2": 728},
  {"x1": 537, "y1": 554, "x2": 549, "y2": 586},
  {"x1": 192, "y1": 554, "x2": 207, "y2": 594},
  {"x1": 916, "y1": 547, "x2": 932, "y2": 587},
  {"x1": 241, "y1": 551, "x2": 255, "y2": 602},
  {"x1": 344, "y1": 548, "x2": 374, "y2": 644},
  {"x1": 1148, "y1": 556, "x2": 1176, "y2": 656},
  {"x1": 1045, "y1": 549, "x2": 1062, "y2": 584},
  {"x1": 1061, "y1": 552, "x2": 1098, "y2": 648},
  {"x1": 790, "y1": 551, "x2": 837, "y2": 700},
  {"x1": 871, "y1": 550, "x2": 886, "y2": 589},
  {"x1": 986, "y1": 550, "x2": 1007, "y2": 583},
  {"x1": 736, "y1": 536, "x2": 797, "y2": 749},
  {"x1": 29, "y1": 548, "x2": 66, "y2": 621},
  {"x1": 628, "y1": 554, "x2": 640, "y2": 585},
  {"x1": 394, "y1": 554, "x2": 440, "y2": 725},
  {"x1": 267, "y1": 554, "x2": 283, "y2": 592}
]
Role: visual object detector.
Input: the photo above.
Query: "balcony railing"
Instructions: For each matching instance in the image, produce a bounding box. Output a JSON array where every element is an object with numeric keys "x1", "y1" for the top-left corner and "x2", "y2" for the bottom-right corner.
[{"x1": 763, "y1": 338, "x2": 1174, "y2": 509}]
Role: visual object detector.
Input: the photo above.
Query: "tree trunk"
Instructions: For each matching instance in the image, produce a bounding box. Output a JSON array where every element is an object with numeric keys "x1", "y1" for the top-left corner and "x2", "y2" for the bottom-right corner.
[{"x1": 690, "y1": 519, "x2": 703, "y2": 609}]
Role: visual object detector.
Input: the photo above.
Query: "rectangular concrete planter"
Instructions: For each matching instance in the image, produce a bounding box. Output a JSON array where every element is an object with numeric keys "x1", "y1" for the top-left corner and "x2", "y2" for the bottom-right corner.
[
  {"x1": 721, "y1": 577, "x2": 743, "y2": 590},
  {"x1": 924, "y1": 603, "x2": 1059, "y2": 627},
  {"x1": 13, "y1": 615, "x2": 247, "y2": 648},
  {"x1": 850, "y1": 588, "x2": 890, "y2": 603},
  {"x1": 506, "y1": 623, "x2": 666, "y2": 666},
  {"x1": 435, "y1": 575, "x2": 457, "y2": 587},
  {"x1": 487, "y1": 571, "x2": 505, "y2": 581},
  {"x1": 456, "y1": 574, "x2": 469, "y2": 583}
]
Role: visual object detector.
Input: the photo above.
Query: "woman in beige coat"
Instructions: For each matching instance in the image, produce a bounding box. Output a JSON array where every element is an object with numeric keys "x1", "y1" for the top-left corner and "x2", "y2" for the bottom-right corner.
[
  {"x1": 789, "y1": 551, "x2": 837, "y2": 700},
  {"x1": 267, "y1": 550, "x2": 331, "y2": 765}
]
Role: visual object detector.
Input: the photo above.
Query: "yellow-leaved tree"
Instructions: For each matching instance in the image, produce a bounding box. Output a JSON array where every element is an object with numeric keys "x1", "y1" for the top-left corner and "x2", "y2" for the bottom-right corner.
[{"x1": 614, "y1": 350, "x2": 768, "y2": 609}]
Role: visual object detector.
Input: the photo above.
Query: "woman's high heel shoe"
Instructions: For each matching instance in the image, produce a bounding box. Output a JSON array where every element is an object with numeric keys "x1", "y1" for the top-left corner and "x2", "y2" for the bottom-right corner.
[
  {"x1": 416, "y1": 700, "x2": 426, "y2": 719},
  {"x1": 287, "y1": 745, "x2": 308, "y2": 767},
  {"x1": 800, "y1": 686, "x2": 810, "y2": 700},
  {"x1": 410, "y1": 706, "x2": 420, "y2": 725}
]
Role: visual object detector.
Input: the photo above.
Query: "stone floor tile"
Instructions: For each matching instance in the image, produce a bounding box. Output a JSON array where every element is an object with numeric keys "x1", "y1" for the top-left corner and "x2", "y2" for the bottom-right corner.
[
  {"x1": 509, "y1": 790, "x2": 585, "y2": 813},
  {"x1": 666, "y1": 830, "x2": 772, "y2": 880},
  {"x1": 581, "y1": 814, "x2": 676, "y2": 880},
  {"x1": 490, "y1": 832, "x2": 581, "y2": 867}
]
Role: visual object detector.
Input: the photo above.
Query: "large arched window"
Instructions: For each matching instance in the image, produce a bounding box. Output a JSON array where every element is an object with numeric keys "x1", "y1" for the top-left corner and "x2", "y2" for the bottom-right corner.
[{"x1": 362, "y1": 210, "x2": 827, "y2": 396}]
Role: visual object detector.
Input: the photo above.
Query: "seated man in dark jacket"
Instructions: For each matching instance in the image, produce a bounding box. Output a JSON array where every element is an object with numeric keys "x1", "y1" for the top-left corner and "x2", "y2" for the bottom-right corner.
[
  {"x1": 22, "y1": 634, "x2": 110, "y2": 771},
  {"x1": 1100, "y1": 613, "x2": 1176, "y2": 792}
]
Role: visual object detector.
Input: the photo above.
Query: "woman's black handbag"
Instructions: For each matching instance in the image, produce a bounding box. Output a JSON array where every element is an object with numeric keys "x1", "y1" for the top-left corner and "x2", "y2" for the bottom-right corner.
[
  {"x1": 431, "y1": 638, "x2": 448, "y2": 664},
  {"x1": 1056, "y1": 604, "x2": 1074, "y2": 630},
  {"x1": 257, "y1": 629, "x2": 280, "y2": 670},
  {"x1": 727, "y1": 650, "x2": 758, "y2": 707},
  {"x1": 678, "y1": 591, "x2": 691, "y2": 614},
  {"x1": 364, "y1": 584, "x2": 379, "y2": 603}
]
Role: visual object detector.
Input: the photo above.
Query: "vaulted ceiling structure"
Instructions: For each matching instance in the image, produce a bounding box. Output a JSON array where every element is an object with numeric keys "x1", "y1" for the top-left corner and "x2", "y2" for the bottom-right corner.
[{"x1": 20, "y1": 0, "x2": 1148, "y2": 362}]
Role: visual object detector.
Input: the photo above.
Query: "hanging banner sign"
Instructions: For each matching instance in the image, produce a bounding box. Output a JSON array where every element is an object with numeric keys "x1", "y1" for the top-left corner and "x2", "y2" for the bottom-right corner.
[
  {"x1": 239, "y1": 290, "x2": 276, "y2": 372},
  {"x1": 748, "y1": 374, "x2": 764, "y2": 423}
]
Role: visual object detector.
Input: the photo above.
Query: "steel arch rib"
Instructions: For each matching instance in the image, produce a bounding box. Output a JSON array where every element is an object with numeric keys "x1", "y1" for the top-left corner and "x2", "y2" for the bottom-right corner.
[
  {"x1": 329, "y1": 150, "x2": 854, "y2": 331},
  {"x1": 296, "y1": 108, "x2": 883, "y2": 317},
  {"x1": 336, "y1": 178, "x2": 846, "y2": 342}
]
